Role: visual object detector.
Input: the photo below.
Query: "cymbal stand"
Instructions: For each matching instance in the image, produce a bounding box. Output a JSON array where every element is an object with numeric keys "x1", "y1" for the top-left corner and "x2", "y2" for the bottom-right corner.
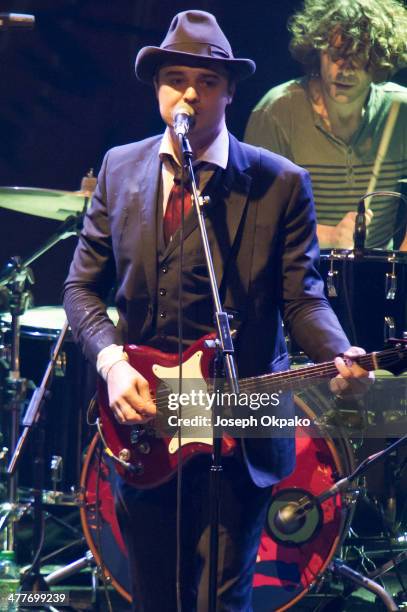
[
  {"x1": 0, "y1": 187, "x2": 91, "y2": 561},
  {"x1": 7, "y1": 320, "x2": 71, "y2": 591},
  {"x1": 1, "y1": 256, "x2": 34, "y2": 553}
]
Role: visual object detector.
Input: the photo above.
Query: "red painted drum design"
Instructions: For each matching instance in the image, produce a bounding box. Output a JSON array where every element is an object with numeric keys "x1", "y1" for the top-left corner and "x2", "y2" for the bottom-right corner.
[{"x1": 80, "y1": 394, "x2": 354, "y2": 610}]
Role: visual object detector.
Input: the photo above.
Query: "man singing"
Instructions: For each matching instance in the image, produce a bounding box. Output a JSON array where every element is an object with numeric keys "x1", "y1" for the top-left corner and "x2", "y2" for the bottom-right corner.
[{"x1": 64, "y1": 10, "x2": 368, "y2": 611}]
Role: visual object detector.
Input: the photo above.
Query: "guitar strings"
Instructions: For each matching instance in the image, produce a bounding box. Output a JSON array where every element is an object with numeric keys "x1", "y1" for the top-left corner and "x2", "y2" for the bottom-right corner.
[{"x1": 149, "y1": 348, "x2": 406, "y2": 412}]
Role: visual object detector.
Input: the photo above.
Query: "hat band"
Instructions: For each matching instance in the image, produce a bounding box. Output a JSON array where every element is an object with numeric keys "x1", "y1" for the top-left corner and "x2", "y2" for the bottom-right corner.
[{"x1": 163, "y1": 42, "x2": 232, "y2": 60}]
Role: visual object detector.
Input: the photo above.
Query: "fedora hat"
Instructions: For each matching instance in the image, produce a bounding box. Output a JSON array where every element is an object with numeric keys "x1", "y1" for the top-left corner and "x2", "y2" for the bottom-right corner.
[{"x1": 135, "y1": 10, "x2": 255, "y2": 83}]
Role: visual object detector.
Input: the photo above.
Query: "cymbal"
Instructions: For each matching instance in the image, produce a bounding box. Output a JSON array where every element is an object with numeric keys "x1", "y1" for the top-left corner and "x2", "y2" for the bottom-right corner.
[{"x1": 0, "y1": 186, "x2": 90, "y2": 220}]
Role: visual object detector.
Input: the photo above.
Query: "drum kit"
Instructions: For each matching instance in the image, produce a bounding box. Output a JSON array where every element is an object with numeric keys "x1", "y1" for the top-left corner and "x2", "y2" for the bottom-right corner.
[{"x1": 0, "y1": 183, "x2": 407, "y2": 611}]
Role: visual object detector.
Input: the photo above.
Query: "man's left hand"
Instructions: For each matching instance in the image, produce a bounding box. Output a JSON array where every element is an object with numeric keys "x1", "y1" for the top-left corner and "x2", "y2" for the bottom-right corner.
[{"x1": 330, "y1": 346, "x2": 374, "y2": 396}]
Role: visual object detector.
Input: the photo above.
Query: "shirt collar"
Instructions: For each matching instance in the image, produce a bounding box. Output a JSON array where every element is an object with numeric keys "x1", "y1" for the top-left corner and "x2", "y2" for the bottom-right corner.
[{"x1": 159, "y1": 123, "x2": 229, "y2": 170}]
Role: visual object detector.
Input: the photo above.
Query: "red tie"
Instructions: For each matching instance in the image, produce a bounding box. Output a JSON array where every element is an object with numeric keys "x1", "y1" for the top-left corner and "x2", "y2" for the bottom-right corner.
[{"x1": 163, "y1": 176, "x2": 193, "y2": 246}]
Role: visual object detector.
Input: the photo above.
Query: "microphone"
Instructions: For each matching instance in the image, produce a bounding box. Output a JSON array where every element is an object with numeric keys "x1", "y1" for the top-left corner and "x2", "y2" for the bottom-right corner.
[
  {"x1": 0, "y1": 13, "x2": 35, "y2": 29},
  {"x1": 266, "y1": 476, "x2": 353, "y2": 547},
  {"x1": 172, "y1": 104, "x2": 195, "y2": 137}
]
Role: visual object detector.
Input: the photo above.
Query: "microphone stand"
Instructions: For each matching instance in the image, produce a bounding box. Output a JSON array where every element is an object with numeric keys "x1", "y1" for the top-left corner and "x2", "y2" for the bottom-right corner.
[
  {"x1": 273, "y1": 436, "x2": 407, "y2": 610},
  {"x1": 275, "y1": 435, "x2": 407, "y2": 533},
  {"x1": 178, "y1": 132, "x2": 240, "y2": 612},
  {"x1": 353, "y1": 199, "x2": 366, "y2": 258},
  {"x1": 353, "y1": 190, "x2": 407, "y2": 257}
]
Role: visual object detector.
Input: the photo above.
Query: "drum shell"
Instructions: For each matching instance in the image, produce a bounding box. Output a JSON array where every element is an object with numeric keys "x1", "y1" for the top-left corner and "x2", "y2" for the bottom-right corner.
[
  {"x1": 319, "y1": 250, "x2": 407, "y2": 352},
  {"x1": 1, "y1": 307, "x2": 94, "y2": 493},
  {"x1": 80, "y1": 392, "x2": 354, "y2": 611}
]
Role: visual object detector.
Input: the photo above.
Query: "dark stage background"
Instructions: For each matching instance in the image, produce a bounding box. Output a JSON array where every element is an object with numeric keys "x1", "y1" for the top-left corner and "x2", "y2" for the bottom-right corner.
[{"x1": 0, "y1": 0, "x2": 406, "y2": 306}]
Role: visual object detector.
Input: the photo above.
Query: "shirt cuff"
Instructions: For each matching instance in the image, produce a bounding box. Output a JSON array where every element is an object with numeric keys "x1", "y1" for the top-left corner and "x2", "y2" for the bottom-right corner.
[{"x1": 96, "y1": 344, "x2": 128, "y2": 381}]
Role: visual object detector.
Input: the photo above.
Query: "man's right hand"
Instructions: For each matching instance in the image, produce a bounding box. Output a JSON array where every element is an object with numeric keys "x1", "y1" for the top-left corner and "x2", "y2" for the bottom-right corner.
[
  {"x1": 106, "y1": 360, "x2": 156, "y2": 425},
  {"x1": 318, "y1": 209, "x2": 373, "y2": 248}
]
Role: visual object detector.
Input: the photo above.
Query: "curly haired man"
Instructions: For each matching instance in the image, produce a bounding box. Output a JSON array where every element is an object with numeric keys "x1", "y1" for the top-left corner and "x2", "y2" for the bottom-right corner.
[{"x1": 245, "y1": 0, "x2": 407, "y2": 250}]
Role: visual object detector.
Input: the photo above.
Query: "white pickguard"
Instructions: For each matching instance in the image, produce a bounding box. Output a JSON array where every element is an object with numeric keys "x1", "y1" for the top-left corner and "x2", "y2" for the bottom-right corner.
[{"x1": 152, "y1": 351, "x2": 213, "y2": 453}]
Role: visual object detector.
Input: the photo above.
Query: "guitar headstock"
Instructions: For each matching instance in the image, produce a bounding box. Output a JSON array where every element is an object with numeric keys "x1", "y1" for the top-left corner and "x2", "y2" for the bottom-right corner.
[{"x1": 381, "y1": 338, "x2": 407, "y2": 376}]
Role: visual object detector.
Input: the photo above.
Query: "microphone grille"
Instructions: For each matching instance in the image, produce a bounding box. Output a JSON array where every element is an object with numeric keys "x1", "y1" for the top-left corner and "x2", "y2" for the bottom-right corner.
[{"x1": 171, "y1": 104, "x2": 195, "y2": 121}]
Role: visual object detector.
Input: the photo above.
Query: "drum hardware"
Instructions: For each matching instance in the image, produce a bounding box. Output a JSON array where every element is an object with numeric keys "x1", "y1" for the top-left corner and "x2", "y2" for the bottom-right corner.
[
  {"x1": 54, "y1": 352, "x2": 67, "y2": 377},
  {"x1": 354, "y1": 197, "x2": 367, "y2": 256},
  {"x1": 326, "y1": 258, "x2": 339, "y2": 297},
  {"x1": 42, "y1": 548, "x2": 113, "y2": 612},
  {"x1": 368, "y1": 551, "x2": 407, "y2": 609},
  {"x1": 385, "y1": 316, "x2": 396, "y2": 342},
  {"x1": 17, "y1": 488, "x2": 77, "y2": 507},
  {"x1": 0, "y1": 255, "x2": 36, "y2": 556},
  {"x1": 44, "y1": 549, "x2": 95, "y2": 587},
  {"x1": 0, "y1": 172, "x2": 96, "y2": 222},
  {"x1": 319, "y1": 248, "x2": 407, "y2": 351},
  {"x1": 330, "y1": 558, "x2": 398, "y2": 611},
  {"x1": 50, "y1": 456, "x2": 63, "y2": 493},
  {"x1": 0, "y1": 173, "x2": 96, "y2": 592},
  {"x1": 385, "y1": 256, "x2": 397, "y2": 300},
  {"x1": 269, "y1": 472, "x2": 359, "y2": 545},
  {"x1": 277, "y1": 435, "x2": 407, "y2": 536},
  {"x1": 0, "y1": 324, "x2": 10, "y2": 371},
  {"x1": 0, "y1": 502, "x2": 30, "y2": 533},
  {"x1": 322, "y1": 543, "x2": 407, "y2": 610},
  {"x1": 7, "y1": 318, "x2": 73, "y2": 593},
  {"x1": 353, "y1": 191, "x2": 407, "y2": 256},
  {"x1": 80, "y1": 395, "x2": 356, "y2": 610},
  {"x1": 0, "y1": 13, "x2": 35, "y2": 30},
  {"x1": 267, "y1": 436, "x2": 407, "y2": 609}
]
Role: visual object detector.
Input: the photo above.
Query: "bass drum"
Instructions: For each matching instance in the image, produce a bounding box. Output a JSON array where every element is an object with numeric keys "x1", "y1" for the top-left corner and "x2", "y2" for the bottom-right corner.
[
  {"x1": 80, "y1": 394, "x2": 354, "y2": 610},
  {"x1": 1, "y1": 306, "x2": 89, "y2": 494}
]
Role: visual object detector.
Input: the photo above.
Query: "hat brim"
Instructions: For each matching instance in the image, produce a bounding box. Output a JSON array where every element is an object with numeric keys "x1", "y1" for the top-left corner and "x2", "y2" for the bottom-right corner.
[{"x1": 135, "y1": 46, "x2": 256, "y2": 83}]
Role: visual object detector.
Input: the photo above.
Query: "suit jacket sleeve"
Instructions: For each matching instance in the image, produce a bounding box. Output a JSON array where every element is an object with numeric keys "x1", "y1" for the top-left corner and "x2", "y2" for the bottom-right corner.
[{"x1": 63, "y1": 150, "x2": 120, "y2": 365}]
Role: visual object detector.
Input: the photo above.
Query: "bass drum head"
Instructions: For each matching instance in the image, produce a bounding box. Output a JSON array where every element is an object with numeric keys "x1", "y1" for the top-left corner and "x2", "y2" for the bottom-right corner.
[
  {"x1": 80, "y1": 393, "x2": 354, "y2": 610},
  {"x1": 253, "y1": 391, "x2": 354, "y2": 610}
]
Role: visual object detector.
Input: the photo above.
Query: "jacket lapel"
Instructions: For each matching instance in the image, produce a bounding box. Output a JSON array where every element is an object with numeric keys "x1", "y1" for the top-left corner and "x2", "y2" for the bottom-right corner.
[
  {"x1": 138, "y1": 140, "x2": 161, "y2": 301},
  {"x1": 210, "y1": 137, "x2": 252, "y2": 289}
]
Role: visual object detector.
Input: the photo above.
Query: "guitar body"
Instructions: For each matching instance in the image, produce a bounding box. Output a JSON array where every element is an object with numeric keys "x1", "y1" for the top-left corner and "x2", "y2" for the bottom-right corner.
[
  {"x1": 97, "y1": 335, "x2": 407, "y2": 489},
  {"x1": 97, "y1": 334, "x2": 237, "y2": 488}
]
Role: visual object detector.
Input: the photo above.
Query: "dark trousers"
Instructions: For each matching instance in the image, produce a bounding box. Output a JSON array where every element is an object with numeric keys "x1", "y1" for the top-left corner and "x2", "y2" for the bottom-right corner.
[{"x1": 115, "y1": 452, "x2": 272, "y2": 612}]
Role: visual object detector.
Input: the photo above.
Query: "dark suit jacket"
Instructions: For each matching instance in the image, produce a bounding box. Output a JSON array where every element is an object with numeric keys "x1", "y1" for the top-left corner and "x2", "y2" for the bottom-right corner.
[{"x1": 63, "y1": 132, "x2": 350, "y2": 487}]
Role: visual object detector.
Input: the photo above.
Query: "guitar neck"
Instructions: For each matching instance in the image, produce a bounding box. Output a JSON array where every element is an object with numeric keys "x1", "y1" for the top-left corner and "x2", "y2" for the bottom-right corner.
[{"x1": 237, "y1": 351, "x2": 382, "y2": 396}]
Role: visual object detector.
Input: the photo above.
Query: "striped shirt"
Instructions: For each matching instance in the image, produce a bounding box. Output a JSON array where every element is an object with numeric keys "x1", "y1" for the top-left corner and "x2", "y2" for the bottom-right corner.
[{"x1": 244, "y1": 78, "x2": 407, "y2": 248}]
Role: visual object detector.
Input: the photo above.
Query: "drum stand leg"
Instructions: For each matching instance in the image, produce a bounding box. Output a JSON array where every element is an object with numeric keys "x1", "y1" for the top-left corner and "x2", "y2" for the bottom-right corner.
[
  {"x1": 330, "y1": 558, "x2": 398, "y2": 611},
  {"x1": 368, "y1": 550, "x2": 407, "y2": 607},
  {"x1": 45, "y1": 551, "x2": 106, "y2": 611},
  {"x1": 91, "y1": 565, "x2": 102, "y2": 611},
  {"x1": 44, "y1": 549, "x2": 94, "y2": 586}
]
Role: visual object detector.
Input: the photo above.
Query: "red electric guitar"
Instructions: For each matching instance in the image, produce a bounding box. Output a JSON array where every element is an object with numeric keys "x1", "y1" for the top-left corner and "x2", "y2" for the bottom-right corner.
[{"x1": 95, "y1": 335, "x2": 407, "y2": 489}]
